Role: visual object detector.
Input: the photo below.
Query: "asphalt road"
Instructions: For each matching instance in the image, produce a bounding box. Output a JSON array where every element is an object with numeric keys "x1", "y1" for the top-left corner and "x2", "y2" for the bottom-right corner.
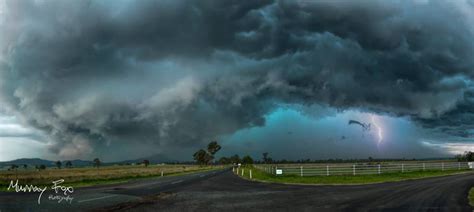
[
  {"x1": 0, "y1": 169, "x2": 227, "y2": 211},
  {"x1": 110, "y1": 170, "x2": 474, "y2": 212},
  {"x1": 0, "y1": 169, "x2": 473, "y2": 211}
]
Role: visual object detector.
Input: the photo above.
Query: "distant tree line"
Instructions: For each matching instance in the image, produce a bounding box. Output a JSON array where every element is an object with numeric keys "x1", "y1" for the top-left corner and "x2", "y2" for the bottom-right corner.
[
  {"x1": 195, "y1": 145, "x2": 463, "y2": 166},
  {"x1": 213, "y1": 153, "x2": 470, "y2": 165},
  {"x1": 455, "y1": 151, "x2": 474, "y2": 162},
  {"x1": 192, "y1": 141, "x2": 258, "y2": 165}
]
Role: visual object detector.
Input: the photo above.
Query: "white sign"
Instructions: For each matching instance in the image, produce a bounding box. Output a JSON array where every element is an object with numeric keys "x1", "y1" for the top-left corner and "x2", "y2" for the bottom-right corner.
[
  {"x1": 468, "y1": 162, "x2": 474, "y2": 169},
  {"x1": 276, "y1": 169, "x2": 283, "y2": 175}
]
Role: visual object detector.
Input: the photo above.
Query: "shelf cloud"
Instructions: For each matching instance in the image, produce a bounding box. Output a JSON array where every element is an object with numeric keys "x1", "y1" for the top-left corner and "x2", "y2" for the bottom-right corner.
[{"x1": 1, "y1": 0, "x2": 473, "y2": 160}]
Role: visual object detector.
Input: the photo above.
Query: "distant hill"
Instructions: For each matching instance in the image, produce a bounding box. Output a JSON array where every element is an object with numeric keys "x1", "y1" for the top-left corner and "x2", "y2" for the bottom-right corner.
[
  {"x1": 0, "y1": 154, "x2": 175, "y2": 169},
  {"x1": 0, "y1": 158, "x2": 55, "y2": 167},
  {"x1": 0, "y1": 158, "x2": 93, "y2": 168}
]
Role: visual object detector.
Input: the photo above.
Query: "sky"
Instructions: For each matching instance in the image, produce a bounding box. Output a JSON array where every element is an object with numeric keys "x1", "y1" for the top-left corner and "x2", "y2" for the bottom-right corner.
[{"x1": 1, "y1": 0, "x2": 474, "y2": 162}]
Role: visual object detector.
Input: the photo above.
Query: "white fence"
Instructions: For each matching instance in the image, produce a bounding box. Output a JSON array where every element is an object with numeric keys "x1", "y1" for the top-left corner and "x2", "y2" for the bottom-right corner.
[{"x1": 255, "y1": 162, "x2": 471, "y2": 176}]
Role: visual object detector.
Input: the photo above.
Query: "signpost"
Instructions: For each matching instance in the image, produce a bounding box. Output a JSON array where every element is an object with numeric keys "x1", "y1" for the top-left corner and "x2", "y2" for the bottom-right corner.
[{"x1": 276, "y1": 169, "x2": 283, "y2": 175}]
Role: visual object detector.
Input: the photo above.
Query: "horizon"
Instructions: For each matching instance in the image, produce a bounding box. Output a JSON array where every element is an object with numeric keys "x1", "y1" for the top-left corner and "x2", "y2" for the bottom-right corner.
[{"x1": 0, "y1": 155, "x2": 463, "y2": 164}]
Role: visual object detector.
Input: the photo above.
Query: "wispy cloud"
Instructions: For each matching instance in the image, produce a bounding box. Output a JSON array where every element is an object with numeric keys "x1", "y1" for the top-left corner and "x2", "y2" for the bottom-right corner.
[{"x1": 421, "y1": 140, "x2": 474, "y2": 155}]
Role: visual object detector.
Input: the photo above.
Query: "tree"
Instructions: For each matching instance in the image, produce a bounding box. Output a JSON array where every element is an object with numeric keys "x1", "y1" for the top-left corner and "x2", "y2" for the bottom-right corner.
[
  {"x1": 193, "y1": 141, "x2": 222, "y2": 165},
  {"x1": 193, "y1": 149, "x2": 212, "y2": 165},
  {"x1": 39, "y1": 165, "x2": 46, "y2": 170},
  {"x1": 467, "y1": 151, "x2": 474, "y2": 161},
  {"x1": 10, "y1": 164, "x2": 19, "y2": 171},
  {"x1": 207, "y1": 141, "x2": 222, "y2": 155},
  {"x1": 262, "y1": 152, "x2": 268, "y2": 163},
  {"x1": 207, "y1": 141, "x2": 221, "y2": 164},
  {"x1": 23, "y1": 164, "x2": 28, "y2": 169},
  {"x1": 456, "y1": 151, "x2": 474, "y2": 162},
  {"x1": 93, "y1": 158, "x2": 101, "y2": 168},
  {"x1": 56, "y1": 161, "x2": 62, "y2": 169},
  {"x1": 262, "y1": 152, "x2": 273, "y2": 164},
  {"x1": 230, "y1": 154, "x2": 241, "y2": 164},
  {"x1": 242, "y1": 155, "x2": 254, "y2": 164},
  {"x1": 143, "y1": 160, "x2": 150, "y2": 167},
  {"x1": 218, "y1": 157, "x2": 231, "y2": 164},
  {"x1": 65, "y1": 161, "x2": 72, "y2": 168}
]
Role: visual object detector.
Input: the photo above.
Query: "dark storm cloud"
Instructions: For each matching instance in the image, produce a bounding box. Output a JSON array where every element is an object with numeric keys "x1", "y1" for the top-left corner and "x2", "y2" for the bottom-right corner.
[{"x1": 0, "y1": 0, "x2": 473, "y2": 159}]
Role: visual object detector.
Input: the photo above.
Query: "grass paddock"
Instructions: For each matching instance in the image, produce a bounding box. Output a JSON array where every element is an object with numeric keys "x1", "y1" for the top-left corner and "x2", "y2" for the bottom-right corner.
[
  {"x1": 236, "y1": 165, "x2": 471, "y2": 185},
  {"x1": 469, "y1": 187, "x2": 474, "y2": 207},
  {"x1": 0, "y1": 164, "x2": 223, "y2": 191}
]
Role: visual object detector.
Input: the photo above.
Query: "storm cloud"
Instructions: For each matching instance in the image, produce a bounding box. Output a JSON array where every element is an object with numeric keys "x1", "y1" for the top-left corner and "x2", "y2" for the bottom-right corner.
[{"x1": 1, "y1": 0, "x2": 474, "y2": 160}]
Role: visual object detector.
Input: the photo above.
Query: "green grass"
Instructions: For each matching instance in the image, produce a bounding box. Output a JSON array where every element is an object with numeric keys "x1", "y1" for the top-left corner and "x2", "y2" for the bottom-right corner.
[
  {"x1": 0, "y1": 166, "x2": 224, "y2": 192},
  {"x1": 237, "y1": 166, "x2": 471, "y2": 185},
  {"x1": 469, "y1": 187, "x2": 474, "y2": 207},
  {"x1": 63, "y1": 167, "x2": 222, "y2": 187}
]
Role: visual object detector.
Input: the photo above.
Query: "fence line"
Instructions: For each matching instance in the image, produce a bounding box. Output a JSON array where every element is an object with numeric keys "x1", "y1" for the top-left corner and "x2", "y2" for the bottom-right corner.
[{"x1": 254, "y1": 162, "x2": 471, "y2": 176}]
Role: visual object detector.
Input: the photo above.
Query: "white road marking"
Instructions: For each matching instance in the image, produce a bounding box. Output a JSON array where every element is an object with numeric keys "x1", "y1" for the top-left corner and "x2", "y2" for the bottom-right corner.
[
  {"x1": 78, "y1": 195, "x2": 118, "y2": 203},
  {"x1": 171, "y1": 180, "x2": 183, "y2": 184}
]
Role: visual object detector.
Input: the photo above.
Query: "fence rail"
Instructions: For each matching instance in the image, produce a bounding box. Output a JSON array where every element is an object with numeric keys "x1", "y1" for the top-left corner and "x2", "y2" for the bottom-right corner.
[{"x1": 254, "y1": 162, "x2": 471, "y2": 176}]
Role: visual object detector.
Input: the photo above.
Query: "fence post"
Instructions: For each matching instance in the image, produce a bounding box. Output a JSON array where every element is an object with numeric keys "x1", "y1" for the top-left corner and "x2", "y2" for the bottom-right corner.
[
  {"x1": 242, "y1": 169, "x2": 244, "y2": 176},
  {"x1": 423, "y1": 163, "x2": 425, "y2": 171},
  {"x1": 402, "y1": 164, "x2": 404, "y2": 173},
  {"x1": 378, "y1": 164, "x2": 381, "y2": 174},
  {"x1": 442, "y1": 162, "x2": 444, "y2": 171},
  {"x1": 250, "y1": 170, "x2": 252, "y2": 179},
  {"x1": 300, "y1": 166, "x2": 303, "y2": 177},
  {"x1": 327, "y1": 165, "x2": 329, "y2": 176},
  {"x1": 237, "y1": 168, "x2": 239, "y2": 175},
  {"x1": 353, "y1": 164, "x2": 356, "y2": 176},
  {"x1": 459, "y1": 162, "x2": 461, "y2": 170}
]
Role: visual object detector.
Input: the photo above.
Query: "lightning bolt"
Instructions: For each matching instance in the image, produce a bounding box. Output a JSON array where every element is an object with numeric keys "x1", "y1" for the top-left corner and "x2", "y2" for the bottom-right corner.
[{"x1": 371, "y1": 115, "x2": 383, "y2": 144}]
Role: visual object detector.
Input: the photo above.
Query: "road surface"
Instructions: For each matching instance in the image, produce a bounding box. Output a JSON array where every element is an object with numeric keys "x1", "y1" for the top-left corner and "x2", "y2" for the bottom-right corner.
[
  {"x1": 0, "y1": 169, "x2": 473, "y2": 211},
  {"x1": 0, "y1": 169, "x2": 226, "y2": 211},
  {"x1": 107, "y1": 170, "x2": 474, "y2": 212}
]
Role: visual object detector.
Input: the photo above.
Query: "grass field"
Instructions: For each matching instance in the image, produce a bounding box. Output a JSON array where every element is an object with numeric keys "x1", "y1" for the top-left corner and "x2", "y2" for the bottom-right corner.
[
  {"x1": 469, "y1": 187, "x2": 474, "y2": 206},
  {"x1": 236, "y1": 165, "x2": 471, "y2": 185},
  {"x1": 0, "y1": 164, "x2": 224, "y2": 191}
]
